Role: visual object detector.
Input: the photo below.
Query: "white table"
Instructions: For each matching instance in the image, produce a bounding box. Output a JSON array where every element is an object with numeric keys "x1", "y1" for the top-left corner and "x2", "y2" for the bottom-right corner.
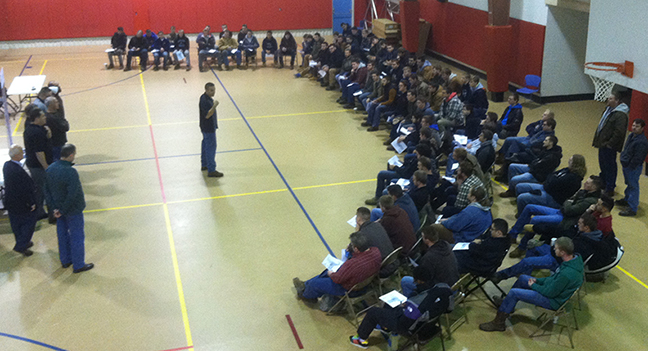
[{"x1": 7, "y1": 75, "x2": 47, "y2": 112}]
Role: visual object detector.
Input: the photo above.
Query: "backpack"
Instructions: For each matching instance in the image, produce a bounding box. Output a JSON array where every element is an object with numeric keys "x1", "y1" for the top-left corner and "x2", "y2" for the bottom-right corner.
[{"x1": 403, "y1": 283, "x2": 452, "y2": 332}]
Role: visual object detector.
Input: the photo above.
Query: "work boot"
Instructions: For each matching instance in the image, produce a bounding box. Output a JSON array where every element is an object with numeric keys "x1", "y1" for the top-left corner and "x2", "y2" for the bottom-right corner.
[
  {"x1": 615, "y1": 198, "x2": 629, "y2": 207},
  {"x1": 186, "y1": 65, "x2": 191, "y2": 71},
  {"x1": 365, "y1": 197, "x2": 378, "y2": 206},
  {"x1": 106, "y1": 64, "x2": 114, "y2": 69},
  {"x1": 508, "y1": 247, "x2": 526, "y2": 259},
  {"x1": 175, "y1": 64, "x2": 181, "y2": 70},
  {"x1": 523, "y1": 224, "x2": 534, "y2": 233},
  {"x1": 499, "y1": 189, "x2": 515, "y2": 198},
  {"x1": 479, "y1": 311, "x2": 509, "y2": 332}
]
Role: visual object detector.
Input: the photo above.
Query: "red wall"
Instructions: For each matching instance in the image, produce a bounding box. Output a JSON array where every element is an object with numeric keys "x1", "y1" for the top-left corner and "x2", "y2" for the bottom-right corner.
[
  {"x1": 419, "y1": 1, "x2": 545, "y2": 87},
  {"x1": 0, "y1": 0, "x2": 331, "y2": 41}
]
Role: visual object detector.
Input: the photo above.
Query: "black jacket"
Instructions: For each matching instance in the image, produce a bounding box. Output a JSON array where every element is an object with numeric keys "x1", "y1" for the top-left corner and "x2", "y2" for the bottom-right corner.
[
  {"x1": 454, "y1": 233, "x2": 510, "y2": 276},
  {"x1": 419, "y1": 240, "x2": 459, "y2": 287},
  {"x1": 45, "y1": 112, "x2": 69, "y2": 147},
  {"x1": 262, "y1": 37, "x2": 277, "y2": 52},
  {"x1": 111, "y1": 32, "x2": 127, "y2": 50},
  {"x1": 499, "y1": 105, "x2": 524, "y2": 135},
  {"x1": 620, "y1": 133, "x2": 648, "y2": 169},
  {"x1": 2, "y1": 161, "x2": 36, "y2": 214},
  {"x1": 196, "y1": 33, "x2": 216, "y2": 50},
  {"x1": 543, "y1": 168, "x2": 583, "y2": 205},
  {"x1": 174, "y1": 35, "x2": 190, "y2": 50},
  {"x1": 528, "y1": 145, "x2": 562, "y2": 182},
  {"x1": 128, "y1": 36, "x2": 147, "y2": 50},
  {"x1": 467, "y1": 88, "x2": 489, "y2": 117},
  {"x1": 475, "y1": 142, "x2": 495, "y2": 174},
  {"x1": 325, "y1": 48, "x2": 344, "y2": 69}
]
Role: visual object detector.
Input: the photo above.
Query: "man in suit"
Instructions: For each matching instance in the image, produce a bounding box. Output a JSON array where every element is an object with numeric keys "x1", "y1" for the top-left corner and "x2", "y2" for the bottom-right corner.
[
  {"x1": 593, "y1": 91, "x2": 629, "y2": 197},
  {"x1": 3, "y1": 145, "x2": 38, "y2": 256}
]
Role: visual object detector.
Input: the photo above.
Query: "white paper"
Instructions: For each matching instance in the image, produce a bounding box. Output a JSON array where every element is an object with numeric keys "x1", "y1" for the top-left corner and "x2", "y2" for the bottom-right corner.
[
  {"x1": 380, "y1": 290, "x2": 408, "y2": 308},
  {"x1": 453, "y1": 134, "x2": 468, "y2": 145},
  {"x1": 208, "y1": 49, "x2": 217, "y2": 54},
  {"x1": 442, "y1": 176, "x2": 456, "y2": 184},
  {"x1": 347, "y1": 215, "x2": 357, "y2": 228},
  {"x1": 151, "y1": 49, "x2": 160, "y2": 53},
  {"x1": 388, "y1": 155, "x2": 403, "y2": 167},
  {"x1": 391, "y1": 139, "x2": 407, "y2": 154},
  {"x1": 396, "y1": 178, "x2": 410, "y2": 189},
  {"x1": 309, "y1": 60, "x2": 317, "y2": 67},
  {"x1": 399, "y1": 126, "x2": 412, "y2": 136},
  {"x1": 231, "y1": 49, "x2": 238, "y2": 54},
  {"x1": 353, "y1": 89, "x2": 363, "y2": 96},
  {"x1": 451, "y1": 163, "x2": 459, "y2": 171},
  {"x1": 453, "y1": 242, "x2": 471, "y2": 251},
  {"x1": 322, "y1": 254, "x2": 344, "y2": 273},
  {"x1": 318, "y1": 69, "x2": 326, "y2": 78},
  {"x1": 105, "y1": 48, "x2": 115, "y2": 53},
  {"x1": 435, "y1": 215, "x2": 443, "y2": 224},
  {"x1": 175, "y1": 51, "x2": 185, "y2": 60}
]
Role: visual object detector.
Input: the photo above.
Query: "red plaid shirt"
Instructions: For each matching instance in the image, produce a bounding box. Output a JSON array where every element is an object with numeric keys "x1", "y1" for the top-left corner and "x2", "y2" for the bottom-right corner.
[{"x1": 330, "y1": 247, "x2": 381, "y2": 290}]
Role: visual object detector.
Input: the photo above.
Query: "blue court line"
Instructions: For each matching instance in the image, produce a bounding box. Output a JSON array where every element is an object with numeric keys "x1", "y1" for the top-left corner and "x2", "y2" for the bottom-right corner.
[
  {"x1": 19, "y1": 55, "x2": 33, "y2": 76},
  {"x1": 75, "y1": 148, "x2": 262, "y2": 167},
  {"x1": 63, "y1": 68, "x2": 150, "y2": 97},
  {"x1": 0, "y1": 332, "x2": 67, "y2": 351},
  {"x1": 210, "y1": 69, "x2": 335, "y2": 256}
]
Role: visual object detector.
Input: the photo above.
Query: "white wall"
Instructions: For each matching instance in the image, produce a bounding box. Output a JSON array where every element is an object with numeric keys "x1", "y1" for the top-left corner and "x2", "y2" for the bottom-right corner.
[
  {"x1": 541, "y1": 6, "x2": 594, "y2": 96},
  {"x1": 450, "y1": 0, "x2": 548, "y2": 25},
  {"x1": 586, "y1": 0, "x2": 648, "y2": 95}
]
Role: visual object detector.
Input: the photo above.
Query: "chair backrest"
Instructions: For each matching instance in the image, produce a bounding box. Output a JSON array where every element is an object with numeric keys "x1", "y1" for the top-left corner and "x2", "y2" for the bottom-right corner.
[
  {"x1": 555, "y1": 286, "x2": 581, "y2": 313},
  {"x1": 525, "y1": 74, "x2": 541, "y2": 89},
  {"x1": 349, "y1": 274, "x2": 377, "y2": 292},
  {"x1": 381, "y1": 246, "x2": 403, "y2": 268}
]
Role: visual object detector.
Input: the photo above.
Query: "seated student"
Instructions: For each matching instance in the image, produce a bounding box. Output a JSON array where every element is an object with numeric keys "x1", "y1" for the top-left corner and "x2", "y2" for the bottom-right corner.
[
  {"x1": 462, "y1": 103, "x2": 482, "y2": 140},
  {"x1": 461, "y1": 122, "x2": 499, "y2": 158},
  {"x1": 425, "y1": 83, "x2": 444, "y2": 113},
  {"x1": 459, "y1": 73, "x2": 472, "y2": 102},
  {"x1": 366, "y1": 143, "x2": 433, "y2": 206},
  {"x1": 349, "y1": 266, "x2": 451, "y2": 349},
  {"x1": 498, "y1": 109, "x2": 555, "y2": 161},
  {"x1": 106, "y1": 27, "x2": 127, "y2": 69},
  {"x1": 237, "y1": 24, "x2": 249, "y2": 43},
  {"x1": 409, "y1": 170, "x2": 430, "y2": 212},
  {"x1": 497, "y1": 93, "x2": 524, "y2": 138},
  {"x1": 359, "y1": 70, "x2": 382, "y2": 111},
  {"x1": 377, "y1": 195, "x2": 416, "y2": 254},
  {"x1": 371, "y1": 185, "x2": 420, "y2": 231},
  {"x1": 514, "y1": 154, "x2": 586, "y2": 214},
  {"x1": 338, "y1": 58, "x2": 368, "y2": 108},
  {"x1": 173, "y1": 30, "x2": 191, "y2": 71},
  {"x1": 218, "y1": 24, "x2": 228, "y2": 39},
  {"x1": 320, "y1": 44, "x2": 344, "y2": 89},
  {"x1": 347, "y1": 62, "x2": 375, "y2": 108},
  {"x1": 239, "y1": 30, "x2": 259, "y2": 66},
  {"x1": 431, "y1": 161, "x2": 484, "y2": 214},
  {"x1": 197, "y1": 26, "x2": 218, "y2": 72},
  {"x1": 261, "y1": 31, "x2": 278, "y2": 66},
  {"x1": 475, "y1": 129, "x2": 496, "y2": 174},
  {"x1": 454, "y1": 218, "x2": 511, "y2": 275},
  {"x1": 292, "y1": 232, "x2": 381, "y2": 302},
  {"x1": 168, "y1": 26, "x2": 178, "y2": 46},
  {"x1": 152, "y1": 31, "x2": 171, "y2": 71},
  {"x1": 444, "y1": 147, "x2": 487, "y2": 187},
  {"x1": 124, "y1": 30, "x2": 148, "y2": 71},
  {"x1": 143, "y1": 29, "x2": 158, "y2": 51},
  {"x1": 277, "y1": 31, "x2": 297, "y2": 69},
  {"x1": 217, "y1": 30, "x2": 242, "y2": 70},
  {"x1": 381, "y1": 80, "x2": 410, "y2": 124},
  {"x1": 499, "y1": 135, "x2": 562, "y2": 194},
  {"x1": 417, "y1": 156, "x2": 440, "y2": 198},
  {"x1": 508, "y1": 175, "x2": 603, "y2": 258},
  {"x1": 467, "y1": 75, "x2": 489, "y2": 117},
  {"x1": 352, "y1": 207, "x2": 396, "y2": 277},
  {"x1": 401, "y1": 225, "x2": 459, "y2": 297},
  {"x1": 435, "y1": 186, "x2": 492, "y2": 241},
  {"x1": 441, "y1": 68, "x2": 455, "y2": 89},
  {"x1": 298, "y1": 34, "x2": 314, "y2": 67},
  {"x1": 435, "y1": 82, "x2": 464, "y2": 135},
  {"x1": 299, "y1": 41, "x2": 329, "y2": 79},
  {"x1": 362, "y1": 75, "x2": 397, "y2": 131},
  {"x1": 480, "y1": 236, "x2": 583, "y2": 332},
  {"x1": 415, "y1": 56, "x2": 432, "y2": 75},
  {"x1": 343, "y1": 35, "x2": 359, "y2": 56},
  {"x1": 335, "y1": 48, "x2": 355, "y2": 90},
  {"x1": 387, "y1": 59, "x2": 404, "y2": 85}
]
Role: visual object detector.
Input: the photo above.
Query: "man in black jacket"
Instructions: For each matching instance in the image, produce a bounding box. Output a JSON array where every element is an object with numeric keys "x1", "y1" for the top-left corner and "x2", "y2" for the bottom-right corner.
[
  {"x1": 197, "y1": 27, "x2": 218, "y2": 72},
  {"x1": 617, "y1": 119, "x2": 648, "y2": 216},
  {"x1": 44, "y1": 97, "x2": 69, "y2": 161},
  {"x1": 107, "y1": 27, "x2": 126, "y2": 69},
  {"x1": 475, "y1": 129, "x2": 496, "y2": 174},
  {"x1": 321, "y1": 44, "x2": 344, "y2": 89},
  {"x1": 3, "y1": 145, "x2": 38, "y2": 256},
  {"x1": 497, "y1": 93, "x2": 524, "y2": 138},
  {"x1": 593, "y1": 91, "x2": 629, "y2": 196},
  {"x1": 124, "y1": 30, "x2": 147, "y2": 71},
  {"x1": 173, "y1": 29, "x2": 191, "y2": 71},
  {"x1": 261, "y1": 31, "x2": 277, "y2": 66},
  {"x1": 23, "y1": 108, "x2": 53, "y2": 222},
  {"x1": 454, "y1": 218, "x2": 510, "y2": 275}
]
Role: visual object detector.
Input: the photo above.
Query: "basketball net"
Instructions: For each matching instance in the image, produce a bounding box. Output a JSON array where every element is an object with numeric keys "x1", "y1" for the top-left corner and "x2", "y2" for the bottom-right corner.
[{"x1": 585, "y1": 61, "x2": 634, "y2": 102}]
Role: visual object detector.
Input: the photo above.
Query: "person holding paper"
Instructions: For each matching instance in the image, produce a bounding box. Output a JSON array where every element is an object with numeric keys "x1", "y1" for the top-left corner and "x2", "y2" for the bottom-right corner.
[
  {"x1": 338, "y1": 59, "x2": 368, "y2": 108},
  {"x1": 152, "y1": 31, "x2": 171, "y2": 71},
  {"x1": 239, "y1": 30, "x2": 259, "y2": 67},
  {"x1": 217, "y1": 31, "x2": 242, "y2": 70},
  {"x1": 124, "y1": 30, "x2": 148, "y2": 71},
  {"x1": 401, "y1": 226, "x2": 459, "y2": 297},
  {"x1": 106, "y1": 27, "x2": 127, "y2": 69},
  {"x1": 173, "y1": 30, "x2": 191, "y2": 71},
  {"x1": 261, "y1": 31, "x2": 278, "y2": 66},
  {"x1": 293, "y1": 232, "x2": 381, "y2": 302},
  {"x1": 435, "y1": 186, "x2": 492, "y2": 243},
  {"x1": 454, "y1": 218, "x2": 510, "y2": 275},
  {"x1": 197, "y1": 26, "x2": 218, "y2": 72}
]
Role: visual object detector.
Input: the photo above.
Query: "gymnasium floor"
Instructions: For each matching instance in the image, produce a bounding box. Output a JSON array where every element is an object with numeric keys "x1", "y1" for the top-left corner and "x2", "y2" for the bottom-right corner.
[{"x1": 0, "y1": 45, "x2": 647, "y2": 351}]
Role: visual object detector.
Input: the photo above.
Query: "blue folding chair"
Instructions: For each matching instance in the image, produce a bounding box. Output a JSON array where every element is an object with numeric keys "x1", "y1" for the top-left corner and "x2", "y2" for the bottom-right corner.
[{"x1": 516, "y1": 74, "x2": 541, "y2": 101}]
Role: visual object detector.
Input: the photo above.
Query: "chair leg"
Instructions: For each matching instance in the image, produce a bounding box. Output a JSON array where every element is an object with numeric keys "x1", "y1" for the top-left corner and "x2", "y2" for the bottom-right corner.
[
  {"x1": 530, "y1": 314, "x2": 554, "y2": 338},
  {"x1": 325, "y1": 296, "x2": 346, "y2": 316},
  {"x1": 444, "y1": 314, "x2": 452, "y2": 340}
]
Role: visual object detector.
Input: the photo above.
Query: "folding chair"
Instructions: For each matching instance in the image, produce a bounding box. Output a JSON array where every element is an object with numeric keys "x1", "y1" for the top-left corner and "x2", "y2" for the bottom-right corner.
[
  {"x1": 529, "y1": 288, "x2": 581, "y2": 348},
  {"x1": 443, "y1": 274, "x2": 471, "y2": 339},
  {"x1": 388, "y1": 316, "x2": 446, "y2": 351},
  {"x1": 461, "y1": 271, "x2": 508, "y2": 308},
  {"x1": 326, "y1": 274, "x2": 378, "y2": 327},
  {"x1": 418, "y1": 203, "x2": 433, "y2": 231},
  {"x1": 377, "y1": 247, "x2": 403, "y2": 295}
]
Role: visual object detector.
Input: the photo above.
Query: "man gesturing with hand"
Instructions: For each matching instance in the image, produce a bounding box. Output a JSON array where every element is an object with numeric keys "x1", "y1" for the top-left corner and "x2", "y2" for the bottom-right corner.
[{"x1": 200, "y1": 82, "x2": 223, "y2": 177}]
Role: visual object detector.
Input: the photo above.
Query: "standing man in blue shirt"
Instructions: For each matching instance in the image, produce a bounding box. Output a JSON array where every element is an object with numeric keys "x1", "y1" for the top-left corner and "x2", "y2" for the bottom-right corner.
[
  {"x1": 200, "y1": 83, "x2": 223, "y2": 177},
  {"x1": 617, "y1": 119, "x2": 648, "y2": 216},
  {"x1": 45, "y1": 144, "x2": 94, "y2": 273}
]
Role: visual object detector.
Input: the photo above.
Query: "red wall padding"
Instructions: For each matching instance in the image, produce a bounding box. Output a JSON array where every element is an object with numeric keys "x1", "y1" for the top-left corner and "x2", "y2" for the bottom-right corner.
[
  {"x1": 419, "y1": 1, "x2": 545, "y2": 87},
  {"x1": 0, "y1": 0, "x2": 331, "y2": 41}
]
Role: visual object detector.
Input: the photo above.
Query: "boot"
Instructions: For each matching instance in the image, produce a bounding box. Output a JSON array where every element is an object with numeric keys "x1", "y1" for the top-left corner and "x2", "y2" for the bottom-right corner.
[
  {"x1": 523, "y1": 224, "x2": 534, "y2": 233},
  {"x1": 508, "y1": 247, "x2": 526, "y2": 258},
  {"x1": 479, "y1": 311, "x2": 509, "y2": 332},
  {"x1": 499, "y1": 189, "x2": 515, "y2": 198}
]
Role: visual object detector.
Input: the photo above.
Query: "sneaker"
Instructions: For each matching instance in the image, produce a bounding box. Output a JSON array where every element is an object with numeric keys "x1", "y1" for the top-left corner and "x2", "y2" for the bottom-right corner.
[
  {"x1": 106, "y1": 64, "x2": 114, "y2": 69},
  {"x1": 174, "y1": 64, "x2": 181, "y2": 70},
  {"x1": 294, "y1": 73, "x2": 301, "y2": 78},
  {"x1": 208, "y1": 170, "x2": 224, "y2": 178},
  {"x1": 349, "y1": 336, "x2": 368, "y2": 349}
]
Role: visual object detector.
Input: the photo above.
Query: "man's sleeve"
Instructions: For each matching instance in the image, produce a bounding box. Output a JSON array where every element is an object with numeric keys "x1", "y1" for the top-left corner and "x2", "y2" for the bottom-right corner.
[
  {"x1": 59, "y1": 170, "x2": 81, "y2": 214},
  {"x1": 531, "y1": 274, "x2": 570, "y2": 298}
]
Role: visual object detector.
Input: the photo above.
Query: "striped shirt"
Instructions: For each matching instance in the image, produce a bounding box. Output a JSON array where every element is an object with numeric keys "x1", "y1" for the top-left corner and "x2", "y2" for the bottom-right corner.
[{"x1": 330, "y1": 247, "x2": 381, "y2": 290}]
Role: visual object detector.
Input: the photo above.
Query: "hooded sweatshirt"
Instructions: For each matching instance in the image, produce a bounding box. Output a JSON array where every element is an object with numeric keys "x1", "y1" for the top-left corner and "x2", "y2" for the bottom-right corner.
[
  {"x1": 419, "y1": 240, "x2": 460, "y2": 287},
  {"x1": 442, "y1": 202, "x2": 493, "y2": 243},
  {"x1": 593, "y1": 103, "x2": 629, "y2": 152},
  {"x1": 532, "y1": 255, "x2": 583, "y2": 309}
]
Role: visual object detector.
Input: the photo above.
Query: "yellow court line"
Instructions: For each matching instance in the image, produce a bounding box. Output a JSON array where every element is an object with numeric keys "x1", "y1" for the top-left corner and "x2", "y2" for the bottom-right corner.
[
  {"x1": 83, "y1": 202, "x2": 163, "y2": 213},
  {"x1": 167, "y1": 188, "x2": 289, "y2": 205},
  {"x1": 293, "y1": 178, "x2": 376, "y2": 191},
  {"x1": 68, "y1": 124, "x2": 149, "y2": 133},
  {"x1": 617, "y1": 266, "x2": 648, "y2": 290},
  {"x1": 139, "y1": 73, "x2": 152, "y2": 125},
  {"x1": 39, "y1": 60, "x2": 48, "y2": 75},
  {"x1": 163, "y1": 203, "x2": 194, "y2": 348},
  {"x1": 247, "y1": 110, "x2": 347, "y2": 120}
]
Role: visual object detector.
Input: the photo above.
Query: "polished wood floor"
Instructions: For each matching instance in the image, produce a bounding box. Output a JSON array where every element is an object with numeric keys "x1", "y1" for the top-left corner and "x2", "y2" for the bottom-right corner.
[{"x1": 0, "y1": 46, "x2": 647, "y2": 350}]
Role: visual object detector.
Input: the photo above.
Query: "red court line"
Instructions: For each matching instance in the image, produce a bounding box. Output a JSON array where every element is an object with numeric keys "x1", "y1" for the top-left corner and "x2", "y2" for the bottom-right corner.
[
  {"x1": 285, "y1": 314, "x2": 304, "y2": 349},
  {"x1": 157, "y1": 346, "x2": 194, "y2": 351},
  {"x1": 149, "y1": 125, "x2": 167, "y2": 203}
]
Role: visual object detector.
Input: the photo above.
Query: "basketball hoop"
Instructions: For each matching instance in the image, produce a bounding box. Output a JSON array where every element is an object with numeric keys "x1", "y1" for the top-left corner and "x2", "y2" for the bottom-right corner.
[{"x1": 584, "y1": 60, "x2": 634, "y2": 102}]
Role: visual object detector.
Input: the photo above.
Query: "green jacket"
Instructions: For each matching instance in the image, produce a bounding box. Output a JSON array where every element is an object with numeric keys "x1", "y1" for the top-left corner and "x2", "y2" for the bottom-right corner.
[
  {"x1": 532, "y1": 255, "x2": 583, "y2": 310},
  {"x1": 45, "y1": 160, "x2": 86, "y2": 216},
  {"x1": 592, "y1": 104, "x2": 629, "y2": 152}
]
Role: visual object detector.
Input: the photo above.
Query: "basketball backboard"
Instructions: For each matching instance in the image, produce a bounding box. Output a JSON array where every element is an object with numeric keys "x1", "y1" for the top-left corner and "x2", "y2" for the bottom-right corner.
[{"x1": 585, "y1": 0, "x2": 648, "y2": 95}]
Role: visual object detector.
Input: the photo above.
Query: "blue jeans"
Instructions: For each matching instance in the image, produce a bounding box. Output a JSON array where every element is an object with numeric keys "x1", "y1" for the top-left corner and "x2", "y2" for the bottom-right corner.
[
  {"x1": 401, "y1": 276, "x2": 417, "y2": 297},
  {"x1": 201, "y1": 132, "x2": 217, "y2": 172},
  {"x1": 9, "y1": 211, "x2": 37, "y2": 251},
  {"x1": 515, "y1": 183, "x2": 560, "y2": 213},
  {"x1": 57, "y1": 213, "x2": 87, "y2": 270},
  {"x1": 302, "y1": 270, "x2": 347, "y2": 299},
  {"x1": 598, "y1": 147, "x2": 618, "y2": 192},
  {"x1": 358, "y1": 92, "x2": 371, "y2": 109},
  {"x1": 153, "y1": 51, "x2": 170, "y2": 67},
  {"x1": 508, "y1": 164, "x2": 536, "y2": 190},
  {"x1": 510, "y1": 204, "x2": 563, "y2": 244},
  {"x1": 498, "y1": 246, "x2": 558, "y2": 279},
  {"x1": 173, "y1": 49, "x2": 191, "y2": 67},
  {"x1": 499, "y1": 275, "x2": 553, "y2": 314},
  {"x1": 126, "y1": 49, "x2": 148, "y2": 69},
  {"x1": 343, "y1": 83, "x2": 361, "y2": 104},
  {"x1": 375, "y1": 170, "x2": 398, "y2": 199},
  {"x1": 623, "y1": 164, "x2": 642, "y2": 212},
  {"x1": 500, "y1": 136, "x2": 528, "y2": 157},
  {"x1": 261, "y1": 50, "x2": 277, "y2": 64},
  {"x1": 198, "y1": 49, "x2": 219, "y2": 68},
  {"x1": 369, "y1": 104, "x2": 393, "y2": 128},
  {"x1": 220, "y1": 50, "x2": 242, "y2": 66},
  {"x1": 370, "y1": 208, "x2": 384, "y2": 222}
]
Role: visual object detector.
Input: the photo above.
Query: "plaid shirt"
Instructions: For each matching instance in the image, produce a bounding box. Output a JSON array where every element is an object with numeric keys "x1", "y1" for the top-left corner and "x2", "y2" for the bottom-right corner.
[
  {"x1": 330, "y1": 247, "x2": 381, "y2": 290},
  {"x1": 455, "y1": 174, "x2": 484, "y2": 209},
  {"x1": 437, "y1": 95, "x2": 464, "y2": 124}
]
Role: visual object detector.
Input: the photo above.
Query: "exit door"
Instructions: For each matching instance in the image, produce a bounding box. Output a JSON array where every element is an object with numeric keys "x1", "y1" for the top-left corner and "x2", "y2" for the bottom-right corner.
[{"x1": 333, "y1": 0, "x2": 353, "y2": 31}]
